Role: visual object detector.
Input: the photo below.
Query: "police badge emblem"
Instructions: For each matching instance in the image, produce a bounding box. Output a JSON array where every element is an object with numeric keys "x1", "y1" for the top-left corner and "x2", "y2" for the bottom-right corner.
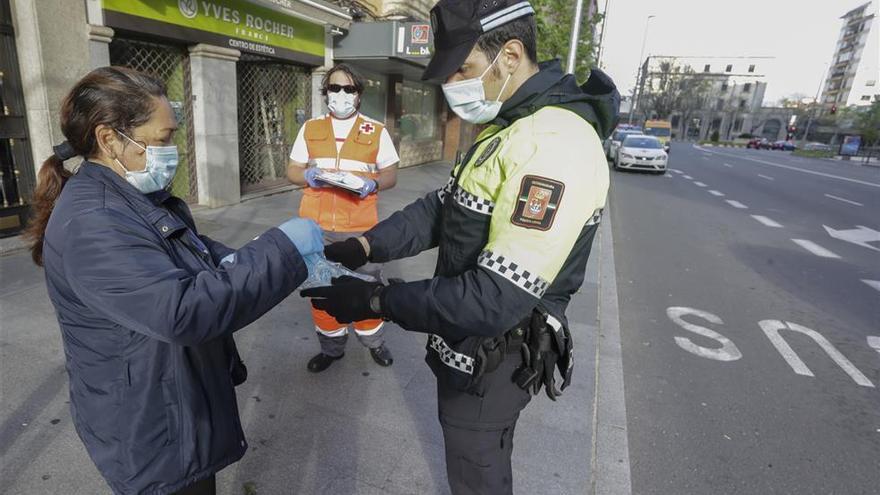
[{"x1": 511, "y1": 175, "x2": 565, "y2": 231}]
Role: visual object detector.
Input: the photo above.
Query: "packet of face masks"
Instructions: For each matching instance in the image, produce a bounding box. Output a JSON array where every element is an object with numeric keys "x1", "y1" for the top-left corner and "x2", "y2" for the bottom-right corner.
[{"x1": 299, "y1": 253, "x2": 376, "y2": 290}]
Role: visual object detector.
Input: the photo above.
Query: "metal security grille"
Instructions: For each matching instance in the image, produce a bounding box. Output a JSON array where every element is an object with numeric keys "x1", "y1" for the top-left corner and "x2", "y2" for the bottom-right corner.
[
  {"x1": 237, "y1": 58, "x2": 310, "y2": 194},
  {"x1": 109, "y1": 38, "x2": 198, "y2": 201}
]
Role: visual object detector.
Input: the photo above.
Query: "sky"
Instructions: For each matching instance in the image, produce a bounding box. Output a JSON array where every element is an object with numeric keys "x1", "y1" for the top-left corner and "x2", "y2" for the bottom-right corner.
[{"x1": 597, "y1": 0, "x2": 859, "y2": 106}]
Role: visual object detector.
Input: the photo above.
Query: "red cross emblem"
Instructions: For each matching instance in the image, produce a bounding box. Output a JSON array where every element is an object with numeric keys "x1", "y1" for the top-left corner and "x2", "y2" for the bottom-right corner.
[{"x1": 359, "y1": 122, "x2": 375, "y2": 134}]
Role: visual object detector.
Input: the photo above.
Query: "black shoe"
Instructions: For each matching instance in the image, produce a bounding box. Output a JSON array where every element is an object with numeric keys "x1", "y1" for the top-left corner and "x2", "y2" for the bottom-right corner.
[
  {"x1": 307, "y1": 352, "x2": 344, "y2": 373},
  {"x1": 369, "y1": 345, "x2": 393, "y2": 367}
]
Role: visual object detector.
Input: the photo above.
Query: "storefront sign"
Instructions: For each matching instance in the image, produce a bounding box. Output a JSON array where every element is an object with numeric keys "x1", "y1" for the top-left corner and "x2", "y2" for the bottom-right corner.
[
  {"x1": 396, "y1": 22, "x2": 433, "y2": 58},
  {"x1": 103, "y1": 0, "x2": 325, "y2": 65},
  {"x1": 840, "y1": 135, "x2": 861, "y2": 156}
]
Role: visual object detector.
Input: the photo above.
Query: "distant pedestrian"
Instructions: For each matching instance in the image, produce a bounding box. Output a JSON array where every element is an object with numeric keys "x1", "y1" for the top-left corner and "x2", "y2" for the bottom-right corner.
[{"x1": 26, "y1": 66, "x2": 322, "y2": 495}]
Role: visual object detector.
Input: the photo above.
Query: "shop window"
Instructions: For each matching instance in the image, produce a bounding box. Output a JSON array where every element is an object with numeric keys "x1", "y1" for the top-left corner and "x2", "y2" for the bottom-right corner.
[
  {"x1": 400, "y1": 81, "x2": 438, "y2": 141},
  {"x1": 360, "y1": 72, "x2": 387, "y2": 123}
]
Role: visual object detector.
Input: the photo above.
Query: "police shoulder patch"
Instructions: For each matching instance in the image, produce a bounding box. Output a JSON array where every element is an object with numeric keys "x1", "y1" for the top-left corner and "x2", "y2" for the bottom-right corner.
[
  {"x1": 511, "y1": 175, "x2": 565, "y2": 231},
  {"x1": 473, "y1": 137, "x2": 501, "y2": 167}
]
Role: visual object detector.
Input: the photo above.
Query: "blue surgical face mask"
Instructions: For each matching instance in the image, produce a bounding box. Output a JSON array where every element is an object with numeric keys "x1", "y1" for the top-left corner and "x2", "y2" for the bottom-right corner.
[
  {"x1": 441, "y1": 50, "x2": 512, "y2": 124},
  {"x1": 114, "y1": 130, "x2": 179, "y2": 194}
]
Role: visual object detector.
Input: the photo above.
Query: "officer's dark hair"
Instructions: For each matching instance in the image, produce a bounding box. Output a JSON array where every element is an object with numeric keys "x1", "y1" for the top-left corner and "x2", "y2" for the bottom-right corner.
[
  {"x1": 25, "y1": 66, "x2": 166, "y2": 266},
  {"x1": 475, "y1": 16, "x2": 538, "y2": 73},
  {"x1": 320, "y1": 63, "x2": 366, "y2": 95}
]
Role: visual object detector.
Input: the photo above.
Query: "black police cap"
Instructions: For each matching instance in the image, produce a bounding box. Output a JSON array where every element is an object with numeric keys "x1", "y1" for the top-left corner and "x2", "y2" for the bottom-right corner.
[{"x1": 422, "y1": 0, "x2": 536, "y2": 82}]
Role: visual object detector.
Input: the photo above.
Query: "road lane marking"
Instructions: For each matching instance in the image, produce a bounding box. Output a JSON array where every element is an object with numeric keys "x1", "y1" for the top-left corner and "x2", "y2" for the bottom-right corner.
[
  {"x1": 682, "y1": 175, "x2": 693, "y2": 180},
  {"x1": 824, "y1": 194, "x2": 863, "y2": 207},
  {"x1": 672, "y1": 169, "x2": 683, "y2": 174},
  {"x1": 723, "y1": 163, "x2": 733, "y2": 168},
  {"x1": 694, "y1": 181, "x2": 707, "y2": 187},
  {"x1": 725, "y1": 200, "x2": 748, "y2": 209},
  {"x1": 868, "y1": 336, "x2": 880, "y2": 352},
  {"x1": 862, "y1": 280, "x2": 880, "y2": 293},
  {"x1": 751, "y1": 215, "x2": 783, "y2": 228},
  {"x1": 758, "y1": 174, "x2": 774, "y2": 181},
  {"x1": 823, "y1": 225, "x2": 880, "y2": 252},
  {"x1": 760, "y1": 320, "x2": 874, "y2": 388},
  {"x1": 791, "y1": 239, "x2": 841, "y2": 259},
  {"x1": 708, "y1": 190, "x2": 725, "y2": 197},
  {"x1": 667, "y1": 307, "x2": 742, "y2": 361},
  {"x1": 700, "y1": 148, "x2": 880, "y2": 188}
]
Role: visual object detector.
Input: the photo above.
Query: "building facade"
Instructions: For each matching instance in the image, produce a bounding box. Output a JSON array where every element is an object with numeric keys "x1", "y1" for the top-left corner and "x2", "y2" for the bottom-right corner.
[
  {"x1": 820, "y1": 1, "x2": 880, "y2": 111},
  {"x1": 635, "y1": 56, "x2": 787, "y2": 141}
]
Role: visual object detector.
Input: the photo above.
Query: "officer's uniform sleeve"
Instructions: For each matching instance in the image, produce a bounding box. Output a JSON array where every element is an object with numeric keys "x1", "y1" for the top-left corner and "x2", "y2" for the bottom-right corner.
[
  {"x1": 363, "y1": 187, "x2": 444, "y2": 262},
  {"x1": 382, "y1": 119, "x2": 609, "y2": 340}
]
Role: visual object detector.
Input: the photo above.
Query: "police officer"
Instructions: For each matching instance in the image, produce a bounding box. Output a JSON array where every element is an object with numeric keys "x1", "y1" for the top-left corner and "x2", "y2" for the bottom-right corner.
[{"x1": 302, "y1": 1, "x2": 619, "y2": 493}]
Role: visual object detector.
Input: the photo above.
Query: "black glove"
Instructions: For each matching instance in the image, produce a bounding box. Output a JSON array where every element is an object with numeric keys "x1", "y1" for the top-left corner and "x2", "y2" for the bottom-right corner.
[
  {"x1": 301, "y1": 276, "x2": 384, "y2": 323},
  {"x1": 324, "y1": 237, "x2": 369, "y2": 270}
]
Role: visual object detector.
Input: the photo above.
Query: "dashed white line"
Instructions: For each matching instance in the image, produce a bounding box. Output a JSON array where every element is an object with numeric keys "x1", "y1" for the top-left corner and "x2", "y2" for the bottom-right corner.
[
  {"x1": 824, "y1": 194, "x2": 863, "y2": 207},
  {"x1": 751, "y1": 215, "x2": 783, "y2": 228},
  {"x1": 708, "y1": 190, "x2": 725, "y2": 197},
  {"x1": 725, "y1": 200, "x2": 748, "y2": 209},
  {"x1": 682, "y1": 175, "x2": 693, "y2": 180},
  {"x1": 694, "y1": 181, "x2": 707, "y2": 187},
  {"x1": 723, "y1": 163, "x2": 733, "y2": 168},
  {"x1": 672, "y1": 169, "x2": 683, "y2": 174},
  {"x1": 758, "y1": 174, "x2": 775, "y2": 181},
  {"x1": 862, "y1": 280, "x2": 880, "y2": 293},
  {"x1": 703, "y1": 149, "x2": 880, "y2": 188},
  {"x1": 791, "y1": 239, "x2": 841, "y2": 259}
]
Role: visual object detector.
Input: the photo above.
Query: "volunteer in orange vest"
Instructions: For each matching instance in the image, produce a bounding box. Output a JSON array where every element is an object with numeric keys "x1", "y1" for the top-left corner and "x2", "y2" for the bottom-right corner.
[{"x1": 287, "y1": 63, "x2": 399, "y2": 372}]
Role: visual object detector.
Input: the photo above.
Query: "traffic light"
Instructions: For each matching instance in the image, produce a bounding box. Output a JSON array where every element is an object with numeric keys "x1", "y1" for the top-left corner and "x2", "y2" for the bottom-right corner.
[{"x1": 830, "y1": 105, "x2": 837, "y2": 115}]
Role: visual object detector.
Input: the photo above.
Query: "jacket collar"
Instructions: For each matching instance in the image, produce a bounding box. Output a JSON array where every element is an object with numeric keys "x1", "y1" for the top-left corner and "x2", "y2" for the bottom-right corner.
[{"x1": 78, "y1": 161, "x2": 185, "y2": 238}]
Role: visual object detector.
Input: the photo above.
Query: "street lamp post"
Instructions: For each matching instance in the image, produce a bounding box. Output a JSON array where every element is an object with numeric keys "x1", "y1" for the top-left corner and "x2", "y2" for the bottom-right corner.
[
  {"x1": 801, "y1": 63, "x2": 829, "y2": 146},
  {"x1": 566, "y1": 0, "x2": 586, "y2": 74},
  {"x1": 629, "y1": 15, "x2": 655, "y2": 124}
]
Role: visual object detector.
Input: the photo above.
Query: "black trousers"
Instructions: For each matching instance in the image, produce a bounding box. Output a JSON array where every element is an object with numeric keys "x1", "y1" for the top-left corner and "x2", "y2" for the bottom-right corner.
[
  {"x1": 173, "y1": 475, "x2": 216, "y2": 495},
  {"x1": 436, "y1": 353, "x2": 533, "y2": 495}
]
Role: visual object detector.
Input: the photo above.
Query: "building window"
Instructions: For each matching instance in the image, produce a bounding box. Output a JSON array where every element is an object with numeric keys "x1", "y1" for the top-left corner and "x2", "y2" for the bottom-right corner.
[
  {"x1": 743, "y1": 83, "x2": 751, "y2": 93},
  {"x1": 725, "y1": 64, "x2": 733, "y2": 72},
  {"x1": 739, "y1": 100, "x2": 747, "y2": 109},
  {"x1": 867, "y1": 80, "x2": 877, "y2": 86},
  {"x1": 861, "y1": 95, "x2": 872, "y2": 101},
  {"x1": 716, "y1": 99, "x2": 724, "y2": 111},
  {"x1": 359, "y1": 72, "x2": 388, "y2": 123},
  {"x1": 704, "y1": 64, "x2": 711, "y2": 72},
  {"x1": 748, "y1": 64, "x2": 755, "y2": 73},
  {"x1": 721, "y1": 82, "x2": 728, "y2": 92},
  {"x1": 400, "y1": 80, "x2": 438, "y2": 141}
]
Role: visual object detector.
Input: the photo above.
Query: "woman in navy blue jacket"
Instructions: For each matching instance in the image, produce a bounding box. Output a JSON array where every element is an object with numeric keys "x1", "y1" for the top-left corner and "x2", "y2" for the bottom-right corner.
[{"x1": 25, "y1": 67, "x2": 321, "y2": 495}]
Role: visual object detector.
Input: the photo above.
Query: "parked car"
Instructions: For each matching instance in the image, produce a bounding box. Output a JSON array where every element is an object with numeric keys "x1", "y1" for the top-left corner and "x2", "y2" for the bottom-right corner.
[
  {"x1": 771, "y1": 140, "x2": 796, "y2": 151},
  {"x1": 803, "y1": 142, "x2": 832, "y2": 152},
  {"x1": 607, "y1": 130, "x2": 644, "y2": 159},
  {"x1": 614, "y1": 135, "x2": 668, "y2": 174},
  {"x1": 746, "y1": 137, "x2": 771, "y2": 149}
]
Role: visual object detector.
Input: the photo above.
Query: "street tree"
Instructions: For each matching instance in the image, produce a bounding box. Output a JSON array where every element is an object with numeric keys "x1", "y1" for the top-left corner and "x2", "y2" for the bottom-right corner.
[
  {"x1": 639, "y1": 60, "x2": 711, "y2": 138},
  {"x1": 855, "y1": 100, "x2": 880, "y2": 151},
  {"x1": 532, "y1": 0, "x2": 603, "y2": 82}
]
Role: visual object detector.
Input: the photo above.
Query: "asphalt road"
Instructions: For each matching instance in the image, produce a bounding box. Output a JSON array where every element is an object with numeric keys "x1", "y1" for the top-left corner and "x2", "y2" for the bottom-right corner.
[{"x1": 609, "y1": 143, "x2": 880, "y2": 494}]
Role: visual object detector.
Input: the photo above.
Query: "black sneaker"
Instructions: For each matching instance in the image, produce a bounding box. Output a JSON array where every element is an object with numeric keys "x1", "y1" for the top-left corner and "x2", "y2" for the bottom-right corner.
[
  {"x1": 369, "y1": 345, "x2": 393, "y2": 367},
  {"x1": 307, "y1": 352, "x2": 344, "y2": 373}
]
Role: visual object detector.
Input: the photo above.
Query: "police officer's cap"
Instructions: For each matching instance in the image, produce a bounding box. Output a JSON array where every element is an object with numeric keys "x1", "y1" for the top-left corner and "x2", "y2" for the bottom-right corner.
[{"x1": 422, "y1": 0, "x2": 536, "y2": 82}]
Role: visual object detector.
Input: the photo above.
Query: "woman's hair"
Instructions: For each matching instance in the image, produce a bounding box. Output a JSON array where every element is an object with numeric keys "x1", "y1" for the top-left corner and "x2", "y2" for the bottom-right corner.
[
  {"x1": 320, "y1": 63, "x2": 366, "y2": 95},
  {"x1": 25, "y1": 66, "x2": 166, "y2": 266}
]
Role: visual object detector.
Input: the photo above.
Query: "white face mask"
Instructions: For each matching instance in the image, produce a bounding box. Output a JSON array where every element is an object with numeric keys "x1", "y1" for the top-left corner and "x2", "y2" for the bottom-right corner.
[
  {"x1": 114, "y1": 130, "x2": 179, "y2": 194},
  {"x1": 327, "y1": 91, "x2": 358, "y2": 119},
  {"x1": 441, "y1": 51, "x2": 512, "y2": 124}
]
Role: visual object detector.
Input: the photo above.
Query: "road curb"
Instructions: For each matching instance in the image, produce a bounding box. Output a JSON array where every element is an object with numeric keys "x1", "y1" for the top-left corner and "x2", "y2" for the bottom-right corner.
[{"x1": 590, "y1": 209, "x2": 633, "y2": 495}]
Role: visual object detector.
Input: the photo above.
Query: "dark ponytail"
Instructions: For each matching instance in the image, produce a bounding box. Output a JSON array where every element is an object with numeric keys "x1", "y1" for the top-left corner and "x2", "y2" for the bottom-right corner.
[{"x1": 24, "y1": 66, "x2": 166, "y2": 266}]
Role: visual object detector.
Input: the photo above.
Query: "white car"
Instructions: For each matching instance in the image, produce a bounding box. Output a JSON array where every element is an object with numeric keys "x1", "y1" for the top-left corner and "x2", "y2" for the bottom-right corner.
[
  {"x1": 614, "y1": 135, "x2": 668, "y2": 174},
  {"x1": 606, "y1": 130, "x2": 644, "y2": 159}
]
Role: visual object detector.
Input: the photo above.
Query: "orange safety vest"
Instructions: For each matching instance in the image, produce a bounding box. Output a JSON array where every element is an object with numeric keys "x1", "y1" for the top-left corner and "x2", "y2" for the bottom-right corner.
[{"x1": 298, "y1": 114, "x2": 383, "y2": 232}]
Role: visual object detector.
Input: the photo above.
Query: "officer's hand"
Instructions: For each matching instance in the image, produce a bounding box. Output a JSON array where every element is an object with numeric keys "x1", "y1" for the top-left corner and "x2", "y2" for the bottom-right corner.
[
  {"x1": 303, "y1": 167, "x2": 327, "y2": 188},
  {"x1": 301, "y1": 276, "x2": 384, "y2": 323},
  {"x1": 324, "y1": 237, "x2": 369, "y2": 270},
  {"x1": 277, "y1": 218, "x2": 323, "y2": 257}
]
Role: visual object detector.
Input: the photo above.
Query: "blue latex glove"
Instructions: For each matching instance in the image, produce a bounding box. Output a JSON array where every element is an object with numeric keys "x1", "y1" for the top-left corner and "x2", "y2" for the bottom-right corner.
[
  {"x1": 277, "y1": 218, "x2": 323, "y2": 257},
  {"x1": 359, "y1": 178, "x2": 378, "y2": 199},
  {"x1": 220, "y1": 253, "x2": 235, "y2": 265},
  {"x1": 303, "y1": 167, "x2": 326, "y2": 189}
]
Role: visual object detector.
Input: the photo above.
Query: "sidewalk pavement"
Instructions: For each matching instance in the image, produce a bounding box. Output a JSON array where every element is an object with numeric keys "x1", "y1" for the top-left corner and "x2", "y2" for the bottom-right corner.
[{"x1": 0, "y1": 161, "x2": 602, "y2": 495}]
